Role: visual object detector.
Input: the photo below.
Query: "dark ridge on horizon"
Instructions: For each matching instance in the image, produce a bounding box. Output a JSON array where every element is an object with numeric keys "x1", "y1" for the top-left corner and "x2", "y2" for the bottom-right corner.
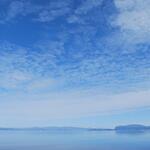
[
  {"x1": 0, "y1": 127, "x2": 113, "y2": 131},
  {"x1": 115, "y1": 124, "x2": 150, "y2": 131},
  {"x1": 0, "y1": 124, "x2": 149, "y2": 131}
]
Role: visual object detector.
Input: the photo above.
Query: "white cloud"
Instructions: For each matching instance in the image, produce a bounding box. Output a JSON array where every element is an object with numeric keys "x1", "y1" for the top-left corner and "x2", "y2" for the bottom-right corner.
[
  {"x1": 0, "y1": 0, "x2": 150, "y2": 92},
  {"x1": 113, "y1": 0, "x2": 150, "y2": 43},
  {"x1": 0, "y1": 0, "x2": 71, "y2": 23},
  {"x1": 0, "y1": 71, "x2": 32, "y2": 89},
  {"x1": 36, "y1": 1, "x2": 71, "y2": 22},
  {"x1": 1, "y1": 0, "x2": 37, "y2": 23},
  {"x1": 0, "y1": 42, "x2": 30, "y2": 89},
  {"x1": 75, "y1": 0, "x2": 103, "y2": 15},
  {"x1": 27, "y1": 78, "x2": 60, "y2": 91},
  {"x1": 0, "y1": 0, "x2": 149, "y2": 127},
  {"x1": 67, "y1": 0, "x2": 103, "y2": 24},
  {"x1": 0, "y1": 41, "x2": 67, "y2": 91},
  {"x1": 0, "y1": 89, "x2": 150, "y2": 125},
  {"x1": 7, "y1": 1, "x2": 27, "y2": 19}
]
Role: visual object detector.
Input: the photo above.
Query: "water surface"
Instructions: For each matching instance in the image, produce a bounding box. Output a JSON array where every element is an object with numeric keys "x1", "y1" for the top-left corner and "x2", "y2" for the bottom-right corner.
[{"x1": 0, "y1": 130, "x2": 150, "y2": 150}]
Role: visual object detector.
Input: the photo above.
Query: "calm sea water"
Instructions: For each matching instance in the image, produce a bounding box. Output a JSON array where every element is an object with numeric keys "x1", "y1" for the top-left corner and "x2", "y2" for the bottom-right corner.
[{"x1": 0, "y1": 130, "x2": 150, "y2": 150}]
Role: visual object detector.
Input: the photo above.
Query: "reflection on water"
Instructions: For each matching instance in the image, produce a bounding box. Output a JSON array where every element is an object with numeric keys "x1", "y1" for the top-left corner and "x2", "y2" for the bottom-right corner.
[{"x1": 0, "y1": 130, "x2": 150, "y2": 150}]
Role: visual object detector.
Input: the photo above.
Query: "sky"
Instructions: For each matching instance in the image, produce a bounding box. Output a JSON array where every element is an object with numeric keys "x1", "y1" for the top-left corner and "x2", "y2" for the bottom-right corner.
[{"x1": 0, "y1": 0, "x2": 150, "y2": 128}]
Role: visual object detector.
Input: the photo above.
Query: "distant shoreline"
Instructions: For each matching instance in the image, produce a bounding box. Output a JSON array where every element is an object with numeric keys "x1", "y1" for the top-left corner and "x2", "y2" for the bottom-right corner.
[{"x1": 0, "y1": 124, "x2": 149, "y2": 132}]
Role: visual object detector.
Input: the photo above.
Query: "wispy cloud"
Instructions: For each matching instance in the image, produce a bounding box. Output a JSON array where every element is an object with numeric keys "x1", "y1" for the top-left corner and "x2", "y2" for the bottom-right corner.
[
  {"x1": 0, "y1": 0, "x2": 35, "y2": 23},
  {"x1": 113, "y1": 0, "x2": 150, "y2": 44},
  {"x1": 0, "y1": 89, "x2": 150, "y2": 126},
  {"x1": 0, "y1": 0, "x2": 150, "y2": 126},
  {"x1": 0, "y1": 41, "x2": 61, "y2": 91},
  {"x1": 75, "y1": 0, "x2": 103, "y2": 15},
  {"x1": 0, "y1": 0, "x2": 72, "y2": 23},
  {"x1": 67, "y1": 0, "x2": 104, "y2": 24},
  {"x1": 0, "y1": 42, "x2": 30, "y2": 89},
  {"x1": 36, "y1": 0, "x2": 72, "y2": 22},
  {"x1": 0, "y1": 0, "x2": 105, "y2": 24}
]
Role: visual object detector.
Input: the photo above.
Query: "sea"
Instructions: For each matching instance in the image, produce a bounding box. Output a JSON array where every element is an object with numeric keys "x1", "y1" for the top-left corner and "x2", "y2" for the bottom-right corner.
[{"x1": 0, "y1": 130, "x2": 149, "y2": 150}]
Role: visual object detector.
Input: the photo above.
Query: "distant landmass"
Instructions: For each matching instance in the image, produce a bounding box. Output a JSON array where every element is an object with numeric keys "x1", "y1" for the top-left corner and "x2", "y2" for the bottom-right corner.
[
  {"x1": 115, "y1": 124, "x2": 150, "y2": 133},
  {"x1": 0, "y1": 124, "x2": 149, "y2": 132},
  {"x1": 0, "y1": 127, "x2": 88, "y2": 131},
  {"x1": 0, "y1": 127, "x2": 113, "y2": 131},
  {"x1": 115, "y1": 124, "x2": 150, "y2": 131}
]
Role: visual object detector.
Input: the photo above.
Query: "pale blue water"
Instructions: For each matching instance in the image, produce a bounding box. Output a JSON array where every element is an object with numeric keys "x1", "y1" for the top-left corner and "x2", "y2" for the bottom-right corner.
[{"x1": 0, "y1": 130, "x2": 150, "y2": 150}]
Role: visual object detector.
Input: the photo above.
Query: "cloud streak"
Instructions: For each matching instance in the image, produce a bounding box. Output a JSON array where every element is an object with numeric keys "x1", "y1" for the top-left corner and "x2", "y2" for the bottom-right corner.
[{"x1": 0, "y1": 89, "x2": 150, "y2": 126}]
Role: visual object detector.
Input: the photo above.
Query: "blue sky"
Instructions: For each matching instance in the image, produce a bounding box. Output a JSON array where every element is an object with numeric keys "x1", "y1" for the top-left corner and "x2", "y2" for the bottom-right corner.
[{"x1": 0, "y1": 0, "x2": 150, "y2": 128}]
